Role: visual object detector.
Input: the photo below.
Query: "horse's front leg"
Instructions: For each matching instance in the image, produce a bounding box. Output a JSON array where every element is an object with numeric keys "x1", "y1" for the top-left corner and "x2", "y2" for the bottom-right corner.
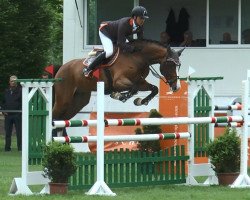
[{"x1": 134, "y1": 81, "x2": 158, "y2": 106}]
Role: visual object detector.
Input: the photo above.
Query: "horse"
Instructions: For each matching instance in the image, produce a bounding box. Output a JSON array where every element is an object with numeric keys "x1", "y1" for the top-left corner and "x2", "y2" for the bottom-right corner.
[{"x1": 53, "y1": 39, "x2": 184, "y2": 121}]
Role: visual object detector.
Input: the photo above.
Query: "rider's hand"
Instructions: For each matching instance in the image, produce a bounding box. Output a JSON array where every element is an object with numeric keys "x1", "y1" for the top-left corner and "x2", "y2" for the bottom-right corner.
[
  {"x1": 133, "y1": 46, "x2": 142, "y2": 52},
  {"x1": 123, "y1": 45, "x2": 135, "y2": 53}
]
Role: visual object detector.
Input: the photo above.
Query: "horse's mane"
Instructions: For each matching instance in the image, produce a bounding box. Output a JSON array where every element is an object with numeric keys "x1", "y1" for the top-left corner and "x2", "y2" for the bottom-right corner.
[{"x1": 128, "y1": 39, "x2": 166, "y2": 48}]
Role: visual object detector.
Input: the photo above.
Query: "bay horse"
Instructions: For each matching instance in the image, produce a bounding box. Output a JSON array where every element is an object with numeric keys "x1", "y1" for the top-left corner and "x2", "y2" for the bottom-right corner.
[{"x1": 53, "y1": 39, "x2": 184, "y2": 120}]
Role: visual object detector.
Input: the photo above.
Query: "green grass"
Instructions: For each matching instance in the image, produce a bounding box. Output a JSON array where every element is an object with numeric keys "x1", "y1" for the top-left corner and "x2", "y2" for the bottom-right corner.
[{"x1": 1, "y1": 135, "x2": 250, "y2": 200}]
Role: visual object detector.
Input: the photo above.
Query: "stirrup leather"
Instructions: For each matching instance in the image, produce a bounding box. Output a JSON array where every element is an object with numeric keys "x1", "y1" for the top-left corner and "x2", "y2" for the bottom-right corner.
[{"x1": 83, "y1": 68, "x2": 93, "y2": 77}]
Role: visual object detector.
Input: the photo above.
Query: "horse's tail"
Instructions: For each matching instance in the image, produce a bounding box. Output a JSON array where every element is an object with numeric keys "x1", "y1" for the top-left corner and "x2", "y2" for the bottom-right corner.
[
  {"x1": 53, "y1": 65, "x2": 62, "y2": 77},
  {"x1": 51, "y1": 65, "x2": 62, "y2": 108}
]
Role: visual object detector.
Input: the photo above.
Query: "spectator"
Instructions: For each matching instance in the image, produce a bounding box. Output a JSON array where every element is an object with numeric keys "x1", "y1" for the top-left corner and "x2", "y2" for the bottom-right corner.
[
  {"x1": 2, "y1": 75, "x2": 22, "y2": 151},
  {"x1": 220, "y1": 32, "x2": 237, "y2": 44},
  {"x1": 160, "y1": 31, "x2": 179, "y2": 47},
  {"x1": 179, "y1": 30, "x2": 196, "y2": 47},
  {"x1": 160, "y1": 31, "x2": 171, "y2": 47},
  {"x1": 242, "y1": 29, "x2": 250, "y2": 44},
  {"x1": 41, "y1": 71, "x2": 51, "y2": 79},
  {"x1": 223, "y1": 32, "x2": 232, "y2": 42}
]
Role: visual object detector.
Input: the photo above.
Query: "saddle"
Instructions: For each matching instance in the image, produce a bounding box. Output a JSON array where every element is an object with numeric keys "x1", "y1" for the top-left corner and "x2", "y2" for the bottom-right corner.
[{"x1": 83, "y1": 48, "x2": 119, "y2": 68}]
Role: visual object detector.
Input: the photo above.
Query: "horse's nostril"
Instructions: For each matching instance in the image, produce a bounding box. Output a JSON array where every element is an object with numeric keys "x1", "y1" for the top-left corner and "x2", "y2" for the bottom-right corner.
[
  {"x1": 172, "y1": 86, "x2": 177, "y2": 91},
  {"x1": 172, "y1": 86, "x2": 180, "y2": 92}
]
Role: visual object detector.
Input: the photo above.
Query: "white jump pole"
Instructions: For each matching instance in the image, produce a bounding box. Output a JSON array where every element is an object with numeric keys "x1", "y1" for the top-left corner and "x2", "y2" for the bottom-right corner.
[
  {"x1": 86, "y1": 82, "x2": 116, "y2": 196},
  {"x1": 52, "y1": 116, "x2": 243, "y2": 128},
  {"x1": 231, "y1": 78, "x2": 250, "y2": 187},
  {"x1": 53, "y1": 132, "x2": 191, "y2": 143}
]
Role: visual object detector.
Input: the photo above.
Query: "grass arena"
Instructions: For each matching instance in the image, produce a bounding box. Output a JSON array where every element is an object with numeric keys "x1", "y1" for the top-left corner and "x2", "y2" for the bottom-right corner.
[{"x1": 5, "y1": 73, "x2": 250, "y2": 197}]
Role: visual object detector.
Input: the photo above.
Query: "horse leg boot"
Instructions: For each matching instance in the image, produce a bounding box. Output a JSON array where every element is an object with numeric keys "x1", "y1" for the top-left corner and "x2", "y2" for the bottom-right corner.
[{"x1": 83, "y1": 51, "x2": 106, "y2": 77}]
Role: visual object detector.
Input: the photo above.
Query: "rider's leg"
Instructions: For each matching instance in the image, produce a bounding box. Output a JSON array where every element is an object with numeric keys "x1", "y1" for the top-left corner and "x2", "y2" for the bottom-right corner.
[
  {"x1": 83, "y1": 31, "x2": 113, "y2": 77},
  {"x1": 83, "y1": 51, "x2": 106, "y2": 77}
]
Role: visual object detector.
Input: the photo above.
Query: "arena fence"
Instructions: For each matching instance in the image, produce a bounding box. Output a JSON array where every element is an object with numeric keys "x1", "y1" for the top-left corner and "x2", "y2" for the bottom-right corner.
[{"x1": 69, "y1": 146, "x2": 188, "y2": 190}]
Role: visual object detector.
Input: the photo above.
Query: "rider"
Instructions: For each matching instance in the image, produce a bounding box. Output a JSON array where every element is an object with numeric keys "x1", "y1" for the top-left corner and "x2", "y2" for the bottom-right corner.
[{"x1": 83, "y1": 6, "x2": 149, "y2": 77}]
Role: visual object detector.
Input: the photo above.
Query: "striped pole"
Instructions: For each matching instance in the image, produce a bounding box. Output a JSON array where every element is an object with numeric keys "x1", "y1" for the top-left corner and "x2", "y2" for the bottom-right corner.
[
  {"x1": 52, "y1": 119, "x2": 97, "y2": 128},
  {"x1": 52, "y1": 116, "x2": 244, "y2": 128},
  {"x1": 105, "y1": 116, "x2": 243, "y2": 126},
  {"x1": 53, "y1": 132, "x2": 191, "y2": 143},
  {"x1": 214, "y1": 122, "x2": 243, "y2": 127},
  {"x1": 214, "y1": 104, "x2": 242, "y2": 111}
]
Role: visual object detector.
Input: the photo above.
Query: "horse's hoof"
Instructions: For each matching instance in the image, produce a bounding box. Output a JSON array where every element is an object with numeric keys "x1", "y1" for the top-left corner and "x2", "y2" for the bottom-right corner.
[
  {"x1": 142, "y1": 100, "x2": 148, "y2": 105},
  {"x1": 110, "y1": 92, "x2": 116, "y2": 98},
  {"x1": 110, "y1": 92, "x2": 121, "y2": 100},
  {"x1": 134, "y1": 98, "x2": 142, "y2": 106}
]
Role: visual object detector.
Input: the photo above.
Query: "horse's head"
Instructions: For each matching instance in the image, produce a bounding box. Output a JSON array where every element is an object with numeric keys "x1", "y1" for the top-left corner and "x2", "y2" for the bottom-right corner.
[{"x1": 160, "y1": 46, "x2": 184, "y2": 92}]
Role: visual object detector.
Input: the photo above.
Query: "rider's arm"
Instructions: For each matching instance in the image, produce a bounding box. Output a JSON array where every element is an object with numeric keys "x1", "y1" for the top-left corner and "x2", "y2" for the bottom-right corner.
[
  {"x1": 117, "y1": 23, "x2": 135, "y2": 53},
  {"x1": 136, "y1": 26, "x2": 144, "y2": 40}
]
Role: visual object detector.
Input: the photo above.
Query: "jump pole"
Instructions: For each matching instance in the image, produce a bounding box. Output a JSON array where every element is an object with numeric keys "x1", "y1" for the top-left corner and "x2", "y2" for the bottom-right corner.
[
  {"x1": 53, "y1": 132, "x2": 191, "y2": 143},
  {"x1": 214, "y1": 104, "x2": 242, "y2": 111},
  {"x1": 52, "y1": 116, "x2": 243, "y2": 128},
  {"x1": 86, "y1": 82, "x2": 116, "y2": 196},
  {"x1": 231, "y1": 78, "x2": 250, "y2": 188}
]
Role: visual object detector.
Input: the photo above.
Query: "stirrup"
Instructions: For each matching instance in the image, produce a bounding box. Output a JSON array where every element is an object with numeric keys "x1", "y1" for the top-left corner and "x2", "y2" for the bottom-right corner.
[{"x1": 83, "y1": 68, "x2": 93, "y2": 77}]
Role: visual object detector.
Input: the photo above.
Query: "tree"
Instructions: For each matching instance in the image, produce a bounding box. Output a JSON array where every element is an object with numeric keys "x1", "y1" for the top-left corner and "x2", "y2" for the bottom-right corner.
[
  {"x1": 45, "y1": 0, "x2": 63, "y2": 65},
  {"x1": 0, "y1": 0, "x2": 63, "y2": 100}
]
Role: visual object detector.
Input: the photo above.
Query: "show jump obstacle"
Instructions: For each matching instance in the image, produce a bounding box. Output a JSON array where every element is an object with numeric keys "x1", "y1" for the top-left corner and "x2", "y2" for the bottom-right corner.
[
  {"x1": 9, "y1": 79, "x2": 55, "y2": 195},
  {"x1": 9, "y1": 72, "x2": 250, "y2": 195}
]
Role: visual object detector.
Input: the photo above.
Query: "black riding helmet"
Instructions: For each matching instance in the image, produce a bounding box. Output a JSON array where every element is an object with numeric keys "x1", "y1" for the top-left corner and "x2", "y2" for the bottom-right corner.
[{"x1": 131, "y1": 6, "x2": 149, "y2": 19}]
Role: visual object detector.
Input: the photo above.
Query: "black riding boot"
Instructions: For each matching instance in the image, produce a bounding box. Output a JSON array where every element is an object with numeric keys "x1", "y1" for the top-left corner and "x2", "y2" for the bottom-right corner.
[{"x1": 83, "y1": 51, "x2": 106, "y2": 77}]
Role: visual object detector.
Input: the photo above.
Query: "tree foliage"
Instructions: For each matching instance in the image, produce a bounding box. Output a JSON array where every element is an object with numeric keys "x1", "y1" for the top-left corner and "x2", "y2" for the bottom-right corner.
[{"x1": 0, "y1": 0, "x2": 63, "y2": 99}]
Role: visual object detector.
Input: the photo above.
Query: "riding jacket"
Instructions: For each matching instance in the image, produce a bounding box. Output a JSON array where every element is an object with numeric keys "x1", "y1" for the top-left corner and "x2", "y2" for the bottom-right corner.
[{"x1": 99, "y1": 17, "x2": 144, "y2": 53}]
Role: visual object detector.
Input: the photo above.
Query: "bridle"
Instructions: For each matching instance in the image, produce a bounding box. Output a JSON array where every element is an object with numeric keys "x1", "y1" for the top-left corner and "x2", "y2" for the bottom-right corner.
[
  {"x1": 150, "y1": 56, "x2": 181, "y2": 86},
  {"x1": 165, "y1": 57, "x2": 181, "y2": 85}
]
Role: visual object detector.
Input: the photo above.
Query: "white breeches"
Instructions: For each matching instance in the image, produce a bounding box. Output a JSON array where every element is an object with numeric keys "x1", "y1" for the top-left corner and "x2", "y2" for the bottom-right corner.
[{"x1": 99, "y1": 31, "x2": 113, "y2": 58}]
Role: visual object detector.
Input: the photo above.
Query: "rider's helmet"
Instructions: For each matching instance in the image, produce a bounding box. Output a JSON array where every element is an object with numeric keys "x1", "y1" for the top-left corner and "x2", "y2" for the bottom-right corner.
[{"x1": 131, "y1": 6, "x2": 149, "y2": 19}]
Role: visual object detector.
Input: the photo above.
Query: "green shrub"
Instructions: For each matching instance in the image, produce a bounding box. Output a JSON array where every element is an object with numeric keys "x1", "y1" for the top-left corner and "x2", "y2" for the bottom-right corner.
[
  {"x1": 206, "y1": 128, "x2": 240, "y2": 173},
  {"x1": 42, "y1": 141, "x2": 77, "y2": 183},
  {"x1": 136, "y1": 109, "x2": 162, "y2": 153}
]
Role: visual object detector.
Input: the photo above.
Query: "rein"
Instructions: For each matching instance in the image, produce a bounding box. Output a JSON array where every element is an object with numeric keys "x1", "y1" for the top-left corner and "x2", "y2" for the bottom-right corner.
[
  {"x1": 75, "y1": 0, "x2": 83, "y2": 28},
  {"x1": 149, "y1": 65, "x2": 168, "y2": 84},
  {"x1": 149, "y1": 64, "x2": 180, "y2": 86}
]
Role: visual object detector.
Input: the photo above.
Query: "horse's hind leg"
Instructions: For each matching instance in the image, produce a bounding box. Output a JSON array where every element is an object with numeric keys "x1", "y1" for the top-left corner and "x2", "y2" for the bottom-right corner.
[
  {"x1": 52, "y1": 92, "x2": 91, "y2": 137},
  {"x1": 53, "y1": 96, "x2": 73, "y2": 120},
  {"x1": 57, "y1": 91, "x2": 91, "y2": 120}
]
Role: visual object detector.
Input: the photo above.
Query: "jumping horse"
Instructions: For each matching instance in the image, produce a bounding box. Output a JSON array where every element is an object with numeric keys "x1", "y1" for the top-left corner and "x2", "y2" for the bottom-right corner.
[{"x1": 53, "y1": 39, "x2": 184, "y2": 120}]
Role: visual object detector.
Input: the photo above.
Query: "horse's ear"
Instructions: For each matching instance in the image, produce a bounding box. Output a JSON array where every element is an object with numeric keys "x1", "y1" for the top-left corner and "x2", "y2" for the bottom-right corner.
[
  {"x1": 166, "y1": 45, "x2": 173, "y2": 55},
  {"x1": 167, "y1": 45, "x2": 171, "y2": 52},
  {"x1": 177, "y1": 47, "x2": 185, "y2": 56}
]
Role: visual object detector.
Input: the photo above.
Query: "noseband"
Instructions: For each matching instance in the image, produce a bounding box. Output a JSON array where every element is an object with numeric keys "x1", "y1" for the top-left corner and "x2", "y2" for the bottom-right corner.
[{"x1": 165, "y1": 58, "x2": 181, "y2": 85}]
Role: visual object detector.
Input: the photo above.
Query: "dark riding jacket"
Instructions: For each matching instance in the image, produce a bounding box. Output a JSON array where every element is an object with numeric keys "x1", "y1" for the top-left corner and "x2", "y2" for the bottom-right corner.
[{"x1": 100, "y1": 17, "x2": 144, "y2": 52}]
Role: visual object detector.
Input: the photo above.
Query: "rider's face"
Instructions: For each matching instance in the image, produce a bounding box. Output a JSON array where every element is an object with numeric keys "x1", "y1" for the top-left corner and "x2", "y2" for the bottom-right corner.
[{"x1": 134, "y1": 16, "x2": 145, "y2": 26}]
